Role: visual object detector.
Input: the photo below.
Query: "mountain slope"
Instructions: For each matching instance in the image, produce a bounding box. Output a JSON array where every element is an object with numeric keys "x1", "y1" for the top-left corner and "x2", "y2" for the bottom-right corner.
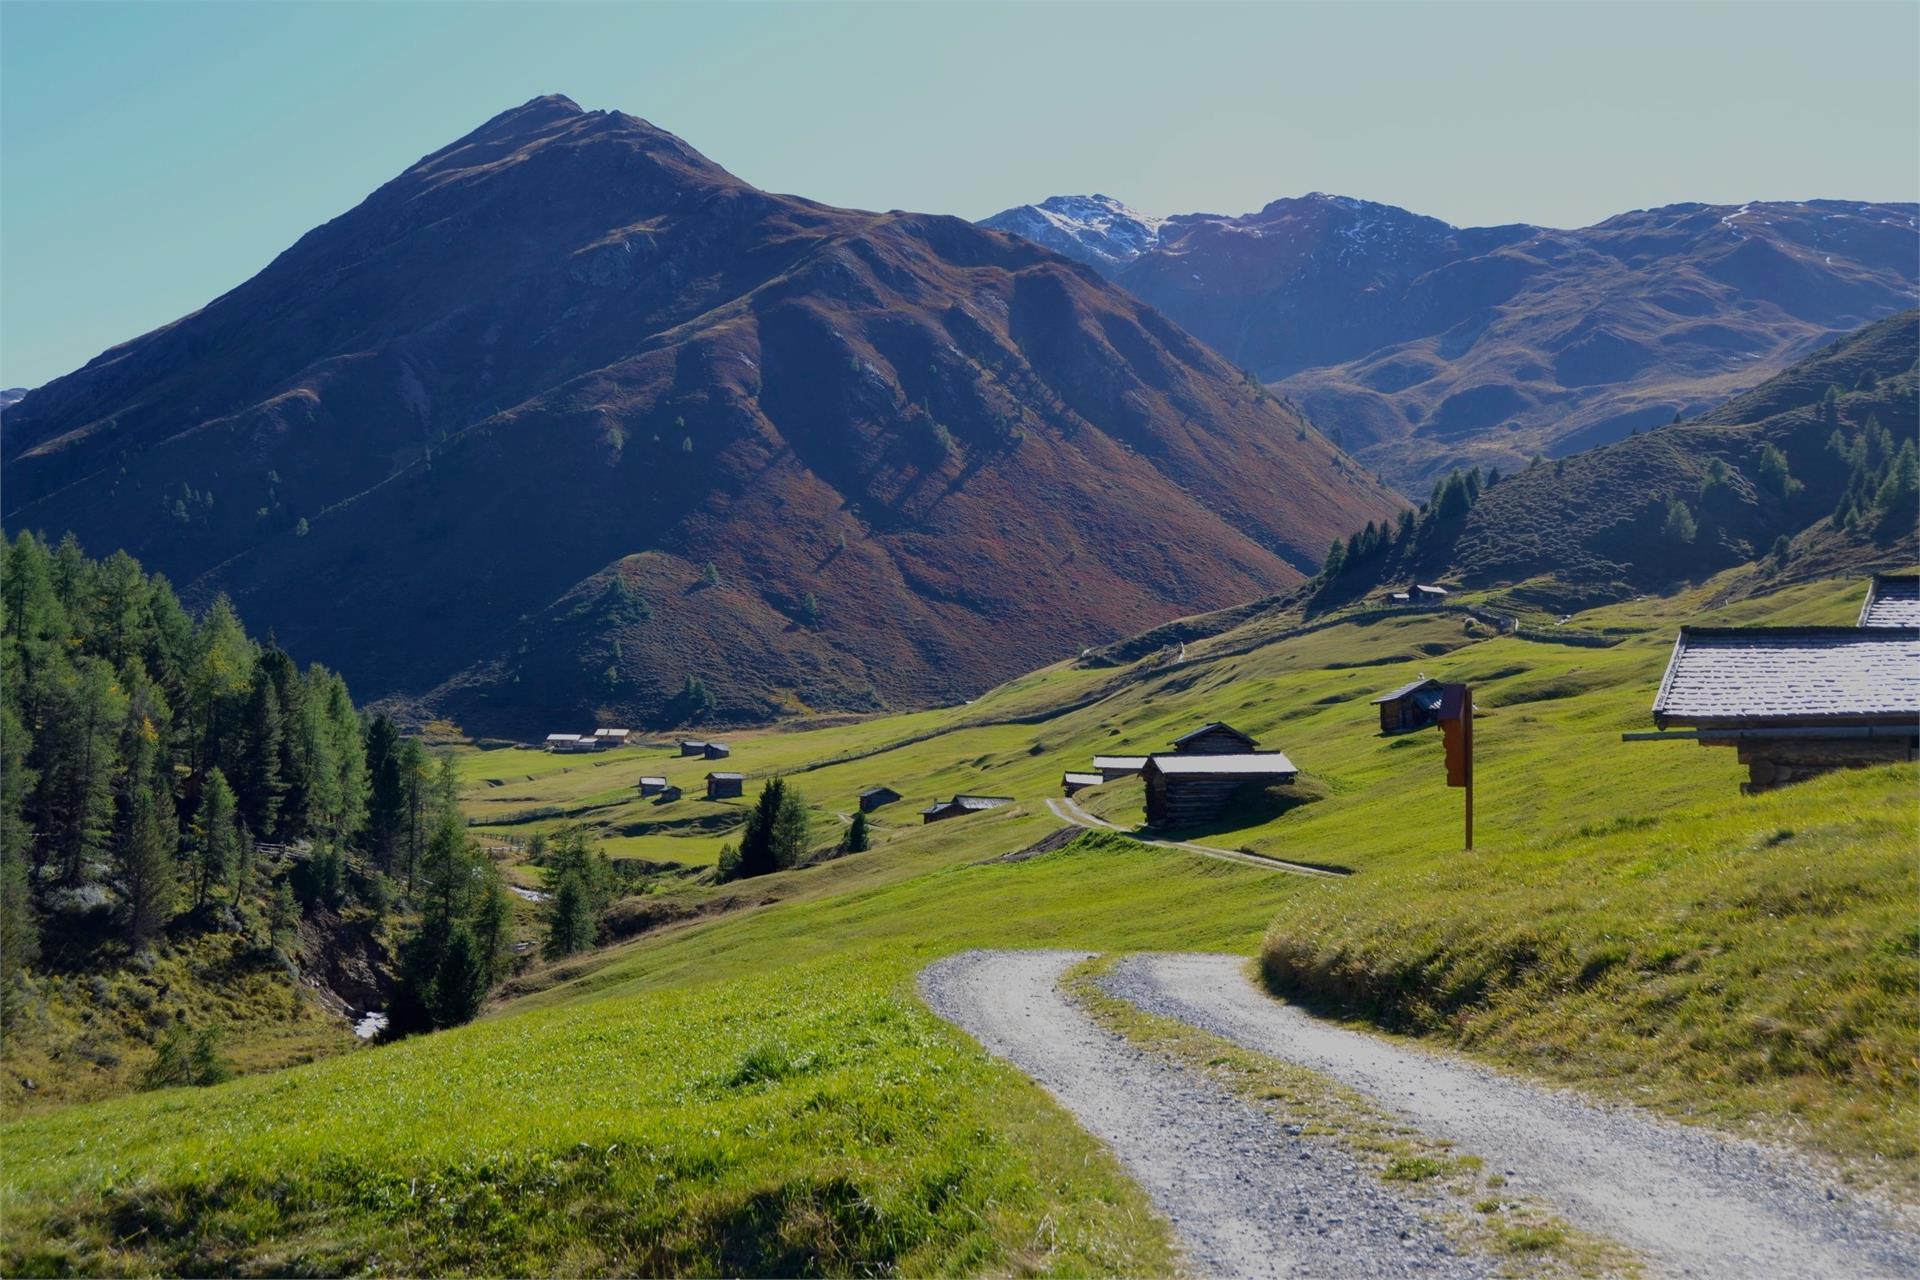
[
  {"x1": 2, "y1": 96, "x2": 1399, "y2": 732},
  {"x1": 1321, "y1": 310, "x2": 1919, "y2": 613},
  {"x1": 984, "y1": 193, "x2": 1918, "y2": 489}
]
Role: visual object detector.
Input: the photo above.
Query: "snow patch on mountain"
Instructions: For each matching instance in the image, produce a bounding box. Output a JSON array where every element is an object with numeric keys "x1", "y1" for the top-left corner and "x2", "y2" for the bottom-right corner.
[{"x1": 980, "y1": 194, "x2": 1167, "y2": 270}]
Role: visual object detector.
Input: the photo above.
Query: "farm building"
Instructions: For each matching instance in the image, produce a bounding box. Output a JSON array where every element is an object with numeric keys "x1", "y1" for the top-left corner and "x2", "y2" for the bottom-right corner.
[
  {"x1": 1415, "y1": 584, "x2": 1449, "y2": 602},
  {"x1": 679, "y1": 739, "x2": 708, "y2": 757},
  {"x1": 1648, "y1": 625, "x2": 1920, "y2": 790},
  {"x1": 703, "y1": 742, "x2": 731, "y2": 759},
  {"x1": 1092, "y1": 755, "x2": 1148, "y2": 781},
  {"x1": 706, "y1": 771, "x2": 745, "y2": 799},
  {"x1": 1168, "y1": 722, "x2": 1259, "y2": 755},
  {"x1": 1141, "y1": 752, "x2": 1298, "y2": 828},
  {"x1": 592, "y1": 728, "x2": 632, "y2": 749},
  {"x1": 1062, "y1": 771, "x2": 1104, "y2": 796},
  {"x1": 545, "y1": 733, "x2": 595, "y2": 754},
  {"x1": 1859, "y1": 574, "x2": 1920, "y2": 626},
  {"x1": 637, "y1": 776, "x2": 668, "y2": 796},
  {"x1": 858, "y1": 786, "x2": 901, "y2": 813},
  {"x1": 656, "y1": 784, "x2": 683, "y2": 803},
  {"x1": 1370, "y1": 677, "x2": 1445, "y2": 733},
  {"x1": 921, "y1": 794, "x2": 1013, "y2": 824}
]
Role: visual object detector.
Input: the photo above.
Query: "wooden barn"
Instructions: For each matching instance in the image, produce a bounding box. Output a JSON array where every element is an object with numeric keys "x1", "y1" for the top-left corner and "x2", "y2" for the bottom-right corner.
[
  {"x1": 545, "y1": 733, "x2": 595, "y2": 754},
  {"x1": 1168, "y1": 722, "x2": 1259, "y2": 755},
  {"x1": 679, "y1": 739, "x2": 708, "y2": 757},
  {"x1": 1370, "y1": 677, "x2": 1445, "y2": 733},
  {"x1": 1092, "y1": 755, "x2": 1148, "y2": 781},
  {"x1": 592, "y1": 728, "x2": 632, "y2": 750},
  {"x1": 703, "y1": 742, "x2": 731, "y2": 760},
  {"x1": 920, "y1": 794, "x2": 1013, "y2": 824},
  {"x1": 1141, "y1": 752, "x2": 1298, "y2": 828},
  {"x1": 637, "y1": 775, "x2": 668, "y2": 796},
  {"x1": 1062, "y1": 771, "x2": 1104, "y2": 796},
  {"x1": 656, "y1": 784, "x2": 683, "y2": 803},
  {"x1": 1647, "y1": 625, "x2": 1920, "y2": 790},
  {"x1": 705, "y1": 771, "x2": 745, "y2": 799},
  {"x1": 858, "y1": 785, "x2": 901, "y2": 813}
]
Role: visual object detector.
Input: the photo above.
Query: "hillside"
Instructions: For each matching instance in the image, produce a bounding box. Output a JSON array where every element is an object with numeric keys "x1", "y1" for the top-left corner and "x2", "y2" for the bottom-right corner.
[
  {"x1": 3, "y1": 564, "x2": 1914, "y2": 1274},
  {"x1": 0, "y1": 96, "x2": 1399, "y2": 735},
  {"x1": 983, "y1": 193, "x2": 1918, "y2": 488},
  {"x1": 1306, "y1": 310, "x2": 1918, "y2": 612}
]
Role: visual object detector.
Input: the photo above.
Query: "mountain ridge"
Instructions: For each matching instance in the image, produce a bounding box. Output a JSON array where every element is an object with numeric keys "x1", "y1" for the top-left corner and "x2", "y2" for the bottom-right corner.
[{"x1": 2, "y1": 95, "x2": 1400, "y2": 733}]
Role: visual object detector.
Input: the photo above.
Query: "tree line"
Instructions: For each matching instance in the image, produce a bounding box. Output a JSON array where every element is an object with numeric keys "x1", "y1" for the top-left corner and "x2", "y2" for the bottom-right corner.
[{"x1": 0, "y1": 531, "x2": 513, "y2": 1043}]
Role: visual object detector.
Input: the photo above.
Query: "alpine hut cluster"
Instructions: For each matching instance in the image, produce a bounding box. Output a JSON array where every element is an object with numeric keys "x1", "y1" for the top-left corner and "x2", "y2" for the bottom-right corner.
[
  {"x1": 544, "y1": 727, "x2": 632, "y2": 753},
  {"x1": 1642, "y1": 574, "x2": 1920, "y2": 790},
  {"x1": 1069, "y1": 722, "x2": 1298, "y2": 828}
]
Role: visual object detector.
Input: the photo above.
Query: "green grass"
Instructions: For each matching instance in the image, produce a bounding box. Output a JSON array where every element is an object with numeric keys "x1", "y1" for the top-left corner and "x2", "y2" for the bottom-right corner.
[{"x1": 3, "y1": 569, "x2": 1915, "y2": 1272}]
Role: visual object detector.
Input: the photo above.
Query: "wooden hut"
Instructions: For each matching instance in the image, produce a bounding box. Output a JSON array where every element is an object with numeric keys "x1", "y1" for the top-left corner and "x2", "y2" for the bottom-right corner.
[
  {"x1": 1061, "y1": 771, "x2": 1103, "y2": 796},
  {"x1": 920, "y1": 794, "x2": 1013, "y2": 824},
  {"x1": 857, "y1": 786, "x2": 902, "y2": 813},
  {"x1": 705, "y1": 771, "x2": 745, "y2": 799},
  {"x1": 637, "y1": 775, "x2": 668, "y2": 796},
  {"x1": 1141, "y1": 752, "x2": 1297, "y2": 828},
  {"x1": 1168, "y1": 722, "x2": 1259, "y2": 755},
  {"x1": 703, "y1": 742, "x2": 731, "y2": 760},
  {"x1": 657, "y1": 784, "x2": 683, "y2": 803},
  {"x1": 592, "y1": 728, "x2": 632, "y2": 750},
  {"x1": 1370, "y1": 677, "x2": 1444, "y2": 733},
  {"x1": 1648, "y1": 626, "x2": 1919, "y2": 790},
  {"x1": 546, "y1": 733, "x2": 595, "y2": 754},
  {"x1": 679, "y1": 739, "x2": 708, "y2": 757}
]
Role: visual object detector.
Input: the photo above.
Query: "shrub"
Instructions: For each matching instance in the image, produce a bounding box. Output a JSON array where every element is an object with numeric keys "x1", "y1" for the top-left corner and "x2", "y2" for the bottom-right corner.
[{"x1": 140, "y1": 1023, "x2": 232, "y2": 1090}]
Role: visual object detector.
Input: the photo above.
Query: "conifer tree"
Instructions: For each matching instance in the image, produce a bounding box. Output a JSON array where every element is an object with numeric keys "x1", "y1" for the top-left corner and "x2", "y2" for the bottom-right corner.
[
  {"x1": 1663, "y1": 498, "x2": 1698, "y2": 546},
  {"x1": 544, "y1": 871, "x2": 596, "y2": 958},
  {"x1": 845, "y1": 809, "x2": 870, "y2": 853},
  {"x1": 431, "y1": 923, "x2": 488, "y2": 1027},
  {"x1": 236, "y1": 666, "x2": 286, "y2": 839},
  {"x1": 191, "y1": 768, "x2": 241, "y2": 907},
  {"x1": 0, "y1": 704, "x2": 39, "y2": 1023}
]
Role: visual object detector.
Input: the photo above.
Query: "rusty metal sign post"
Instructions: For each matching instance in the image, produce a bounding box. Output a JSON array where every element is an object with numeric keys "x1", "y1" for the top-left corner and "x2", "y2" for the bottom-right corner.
[{"x1": 1438, "y1": 682, "x2": 1473, "y2": 851}]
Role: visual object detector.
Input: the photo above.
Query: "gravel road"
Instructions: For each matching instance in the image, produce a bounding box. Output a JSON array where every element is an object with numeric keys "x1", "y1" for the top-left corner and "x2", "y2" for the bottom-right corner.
[
  {"x1": 1105, "y1": 952, "x2": 1920, "y2": 1280},
  {"x1": 920, "y1": 950, "x2": 1492, "y2": 1279},
  {"x1": 1041, "y1": 799, "x2": 1340, "y2": 879}
]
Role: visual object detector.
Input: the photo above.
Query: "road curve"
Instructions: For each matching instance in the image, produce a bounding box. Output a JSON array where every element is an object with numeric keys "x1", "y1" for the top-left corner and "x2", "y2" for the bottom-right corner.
[
  {"x1": 1105, "y1": 952, "x2": 1920, "y2": 1280},
  {"x1": 920, "y1": 949, "x2": 1489, "y2": 1279},
  {"x1": 1043, "y1": 797, "x2": 1341, "y2": 879}
]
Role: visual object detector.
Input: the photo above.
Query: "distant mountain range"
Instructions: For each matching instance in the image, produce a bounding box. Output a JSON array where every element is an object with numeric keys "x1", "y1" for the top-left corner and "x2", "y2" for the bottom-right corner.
[
  {"x1": 983, "y1": 193, "x2": 1919, "y2": 488},
  {"x1": 2, "y1": 96, "x2": 1398, "y2": 733}
]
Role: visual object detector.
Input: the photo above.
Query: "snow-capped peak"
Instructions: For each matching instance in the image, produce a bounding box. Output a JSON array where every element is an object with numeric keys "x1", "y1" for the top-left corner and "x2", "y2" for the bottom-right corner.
[{"x1": 980, "y1": 194, "x2": 1167, "y2": 270}]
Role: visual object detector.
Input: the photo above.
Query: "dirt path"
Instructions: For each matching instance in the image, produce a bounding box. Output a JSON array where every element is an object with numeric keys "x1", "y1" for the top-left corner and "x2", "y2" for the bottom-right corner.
[
  {"x1": 1043, "y1": 797, "x2": 1341, "y2": 879},
  {"x1": 1104, "y1": 952, "x2": 1920, "y2": 1280},
  {"x1": 920, "y1": 950, "x2": 1490, "y2": 1278}
]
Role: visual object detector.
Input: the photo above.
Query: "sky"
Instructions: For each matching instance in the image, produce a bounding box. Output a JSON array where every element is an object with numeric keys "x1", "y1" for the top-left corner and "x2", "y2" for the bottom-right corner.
[{"x1": 2, "y1": 1, "x2": 1916, "y2": 389}]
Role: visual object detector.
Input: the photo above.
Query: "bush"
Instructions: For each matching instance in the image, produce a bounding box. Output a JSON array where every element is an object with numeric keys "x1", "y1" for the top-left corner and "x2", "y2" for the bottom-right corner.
[{"x1": 140, "y1": 1023, "x2": 233, "y2": 1090}]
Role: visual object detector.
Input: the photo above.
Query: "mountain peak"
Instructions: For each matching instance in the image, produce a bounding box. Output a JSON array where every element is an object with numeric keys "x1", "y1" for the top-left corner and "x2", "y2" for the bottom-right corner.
[{"x1": 979, "y1": 193, "x2": 1166, "y2": 271}]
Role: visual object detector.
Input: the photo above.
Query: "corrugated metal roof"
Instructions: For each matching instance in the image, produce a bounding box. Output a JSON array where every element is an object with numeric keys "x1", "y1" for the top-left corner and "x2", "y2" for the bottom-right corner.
[
  {"x1": 1370, "y1": 677, "x2": 1441, "y2": 704},
  {"x1": 545, "y1": 733, "x2": 582, "y2": 742},
  {"x1": 1860, "y1": 575, "x2": 1920, "y2": 627},
  {"x1": 1093, "y1": 755, "x2": 1148, "y2": 769},
  {"x1": 1652, "y1": 627, "x2": 1920, "y2": 727},
  {"x1": 1144, "y1": 752, "x2": 1298, "y2": 776},
  {"x1": 638, "y1": 776, "x2": 668, "y2": 785}
]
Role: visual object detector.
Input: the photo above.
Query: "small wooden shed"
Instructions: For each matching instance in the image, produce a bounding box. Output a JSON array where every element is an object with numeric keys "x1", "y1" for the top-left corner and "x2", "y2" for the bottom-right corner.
[
  {"x1": 657, "y1": 784, "x2": 683, "y2": 803},
  {"x1": 1142, "y1": 752, "x2": 1298, "y2": 828},
  {"x1": 706, "y1": 771, "x2": 745, "y2": 799},
  {"x1": 1370, "y1": 677, "x2": 1445, "y2": 734},
  {"x1": 1092, "y1": 755, "x2": 1147, "y2": 781},
  {"x1": 920, "y1": 794, "x2": 1013, "y2": 824},
  {"x1": 1168, "y1": 722, "x2": 1259, "y2": 755},
  {"x1": 592, "y1": 728, "x2": 632, "y2": 750},
  {"x1": 679, "y1": 739, "x2": 708, "y2": 757},
  {"x1": 858, "y1": 786, "x2": 902, "y2": 813},
  {"x1": 637, "y1": 775, "x2": 668, "y2": 796},
  {"x1": 1061, "y1": 771, "x2": 1104, "y2": 796},
  {"x1": 703, "y1": 742, "x2": 731, "y2": 760}
]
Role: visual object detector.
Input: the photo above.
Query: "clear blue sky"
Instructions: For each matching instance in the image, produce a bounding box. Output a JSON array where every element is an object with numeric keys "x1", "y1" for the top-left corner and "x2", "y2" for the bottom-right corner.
[{"x1": 3, "y1": 1, "x2": 1916, "y2": 389}]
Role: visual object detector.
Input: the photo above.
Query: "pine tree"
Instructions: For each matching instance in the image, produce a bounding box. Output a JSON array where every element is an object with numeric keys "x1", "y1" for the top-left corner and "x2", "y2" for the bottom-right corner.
[
  {"x1": 186, "y1": 596, "x2": 254, "y2": 778},
  {"x1": 236, "y1": 665, "x2": 286, "y2": 839},
  {"x1": 40, "y1": 659, "x2": 128, "y2": 889},
  {"x1": 116, "y1": 706, "x2": 177, "y2": 945},
  {"x1": 191, "y1": 768, "x2": 241, "y2": 907},
  {"x1": 845, "y1": 809, "x2": 870, "y2": 853},
  {"x1": 0, "y1": 704, "x2": 39, "y2": 1025},
  {"x1": 430, "y1": 923, "x2": 488, "y2": 1027},
  {"x1": 1321, "y1": 538, "x2": 1347, "y2": 579},
  {"x1": 1663, "y1": 498, "x2": 1698, "y2": 546},
  {"x1": 544, "y1": 871, "x2": 596, "y2": 957},
  {"x1": 363, "y1": 714, "x2": 407, "y2": 872},
  {"x1": 471, "y1": 871, "x2": 514, "y2": 985}
]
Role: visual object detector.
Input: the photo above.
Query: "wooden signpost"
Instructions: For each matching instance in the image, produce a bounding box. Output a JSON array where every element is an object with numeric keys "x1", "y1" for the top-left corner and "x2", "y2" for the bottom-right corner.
[{"x1": 1438, "y1": 682, "x2": 1473, "y2": 851}]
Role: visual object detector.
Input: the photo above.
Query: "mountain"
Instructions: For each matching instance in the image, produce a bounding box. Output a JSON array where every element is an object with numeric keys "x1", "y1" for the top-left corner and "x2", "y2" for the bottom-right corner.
[
  {"x1": 1, "y1": 96, "x2": 1399, "y2": 733},
  {"x1": 1319, "y1": 310, "x2": 1919, "y2": 614},
  {"x1": 979, "y1": 195, "x2": 1169, "y2": 271},
  {"x1": 984, "y1": 193, "x2": 1919, "y2": 489},
  {"x1": 0, "y1": 388, "x2": 27, "y2": 412}
]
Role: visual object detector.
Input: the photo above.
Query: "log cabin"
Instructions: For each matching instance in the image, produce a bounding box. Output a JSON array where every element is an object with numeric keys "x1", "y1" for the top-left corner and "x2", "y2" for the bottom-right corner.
[
  {"x1": 1142, "y1": 752, "x2": 1298, "y2": 828},
  {"x1": 705, "y1": 771, "x2": 745, "y2": 799},
  {"x1": 1370, "y1": 677, "x2": 1445, "y2": 733},
  {"x1": 857, "y1": 785, "x2": 901, "y2": 813},
  {"x1": 1061, "y1": 771, "x2": 1104, "y2": 796},
  {"x1": 920, "y1": 794, "x2": 1013, "y2": 824}
]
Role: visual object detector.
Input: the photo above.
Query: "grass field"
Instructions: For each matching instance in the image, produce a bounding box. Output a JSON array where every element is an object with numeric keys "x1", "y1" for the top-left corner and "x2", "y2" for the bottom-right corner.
[{"x1": 3, "y1": 568, "x2": 1914, "y2": 1273}]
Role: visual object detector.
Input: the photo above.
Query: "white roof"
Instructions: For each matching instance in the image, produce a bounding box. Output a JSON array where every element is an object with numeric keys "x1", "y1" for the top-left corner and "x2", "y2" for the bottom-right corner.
[
  {"x1": 1653, "y1": 627, "x2": 1920, "y2": 726},
  {"x1": 1063, "y1": 771, "x2": 1104, "y2": 785},
  {"x1": 1144, "y1": 752, "x2": 1298, "y2": 776},
  {"x1": 594, "y1": 727, "x2": 631, "y2": 737},
  {"x1": 1415, "y1": 584, "x2": 1449, "y2": 596},
  {"x1": 639, "y1": 775, "x2": 668, "y2": 785},
  {"x1": 1860, "y1": 576, "x2": 1920, "y2": 627},
  {"x1": 545, "y1": 733, "x2": 582, "y2": 742},
  {"x1": 1093, "y1": 755, "x2": 1148, "y2": 769}
]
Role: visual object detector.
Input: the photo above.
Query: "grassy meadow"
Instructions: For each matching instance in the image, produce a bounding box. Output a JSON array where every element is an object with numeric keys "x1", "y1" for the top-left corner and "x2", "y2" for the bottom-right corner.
[{"x1": 3, "y1": 569, "x2": 1915, "y2": 1273}]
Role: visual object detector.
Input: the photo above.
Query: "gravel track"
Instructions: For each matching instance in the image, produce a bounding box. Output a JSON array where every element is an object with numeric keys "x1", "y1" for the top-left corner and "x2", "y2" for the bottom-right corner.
[
  {"x1": 1042, "y1": 798, "x2": 1341, "y2": 878},
  {"x1": 920, "y1": 950, "x2": 1491, "y2": 1279},
  {"x1": 1105, "y1": 952, "x2": 1920, "y2": 1280}
]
